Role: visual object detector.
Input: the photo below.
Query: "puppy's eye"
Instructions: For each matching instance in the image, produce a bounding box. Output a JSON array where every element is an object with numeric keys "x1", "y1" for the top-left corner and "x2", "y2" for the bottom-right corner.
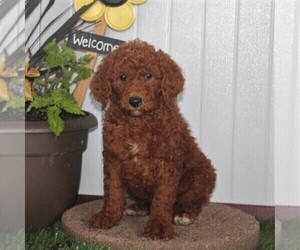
[
  {"x1": 119, "y1": 74, "x2": 127, "y2": 82},
  {"x1": 145, "y1": 73, "x2": 153, "y2": 80}
]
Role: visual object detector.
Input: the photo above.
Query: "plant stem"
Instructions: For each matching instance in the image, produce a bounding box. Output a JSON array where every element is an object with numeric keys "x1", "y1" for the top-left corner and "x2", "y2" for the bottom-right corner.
[{"x1": 44, "y1": 68, "x2": 50, "y2": 95}]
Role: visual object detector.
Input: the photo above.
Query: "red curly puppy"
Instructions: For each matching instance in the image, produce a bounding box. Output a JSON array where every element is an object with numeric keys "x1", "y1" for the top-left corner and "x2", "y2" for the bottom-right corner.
[{"x1": 89, "y1": 40, "x2": 216, "y2": 240}]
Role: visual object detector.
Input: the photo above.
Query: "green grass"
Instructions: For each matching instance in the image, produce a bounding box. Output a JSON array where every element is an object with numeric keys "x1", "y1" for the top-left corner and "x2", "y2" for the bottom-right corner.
[
  {"x1": 25, "y1": 223, "x2": 111, "y2": 250},
  {"x1": 24, "y1": 219, "x2": 275, "y2": 250},
  {"x1": 258, "y1": 217, "x2": 275, "y2": 250}
]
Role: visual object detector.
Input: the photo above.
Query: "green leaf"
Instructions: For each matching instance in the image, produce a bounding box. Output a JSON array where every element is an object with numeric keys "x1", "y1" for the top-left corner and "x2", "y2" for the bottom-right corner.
[
  {"x1": 61, "y1": 100, "x2": 84, "y2": 115},
  {"x1": 50, "y1": 89, "x2": 63, "y2": 102},
  {"x1": 79, "y1": 54, "x2": 93, "y2": 65},
  {"x1": 44, "y1": 39, "x2": 64, "y2": 68},
  {"x1": 46, "y1": 54, "x2": 62, "y2": 68},
  {"x1": 44, "y1": 39, "x2": 59, "y2": 55},
  {"x1": 47, "y1": 106, "x2": 64, "y2": 136},
  {"x1": 50, "y1": 89, "x2": 66, "y2": 103},
  {"x1": 31, "y1": 40, "x2": 94, "y2": 96},
  {"x1": 55, "y1": 92, "x2": 84, "y2": 115},
  {"x1": 74, "y1": 66, "x2": 92, "y2": 81},
  {"x1": 61, "y1": 65, "x2": 72, "y2": 79},
  {"x1": 61, "y1": 42, "x2": 76, "y2": 62},
  {"x1": 26, "y1": 96, "x2": 50, "y2": 112},
  {"x1": 62, "y1": 78, "x2": 70, "y2": 90},
  {"x1": 61, "y1": 66, "x2": 72, "y2": 90}
]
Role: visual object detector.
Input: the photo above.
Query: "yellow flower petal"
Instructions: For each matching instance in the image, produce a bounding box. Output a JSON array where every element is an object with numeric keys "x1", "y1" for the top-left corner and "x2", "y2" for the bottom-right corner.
[
  {"x1": 74, "y1": 0, "x2": 106, "y2": 22},
  {"x1": 105, "y1": 2, "x2": 135, "y2": 31},
  {"x1": 24, "y1": 79, "x2": 33, "y2": 101},
  {"x1": 0, "y1": 78, "x2": 10, "y2": 101},
  {"x1": 128, "y1": 0, "x2": 147, "y2": 5}
]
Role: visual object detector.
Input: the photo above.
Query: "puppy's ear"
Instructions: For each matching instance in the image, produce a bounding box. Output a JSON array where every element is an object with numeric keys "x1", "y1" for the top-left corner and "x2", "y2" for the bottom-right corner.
[
  {"x1": 157, "y1": 50, "x2": 184, "y2": 106},
  {"x1": 90, "y1": 56, "x2": 112, "y2": 110}
]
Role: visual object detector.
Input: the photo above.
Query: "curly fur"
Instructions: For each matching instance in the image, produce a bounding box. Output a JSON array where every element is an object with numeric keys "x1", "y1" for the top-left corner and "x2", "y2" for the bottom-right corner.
[{"x1": 89, "y1": 40, "x2": 216, "y2": 240}]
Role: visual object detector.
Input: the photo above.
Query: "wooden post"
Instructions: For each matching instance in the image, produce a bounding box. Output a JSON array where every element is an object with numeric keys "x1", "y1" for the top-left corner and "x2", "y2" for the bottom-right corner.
[{"x1": 73, "y1": 17, "x2": 107, "y2": 107}]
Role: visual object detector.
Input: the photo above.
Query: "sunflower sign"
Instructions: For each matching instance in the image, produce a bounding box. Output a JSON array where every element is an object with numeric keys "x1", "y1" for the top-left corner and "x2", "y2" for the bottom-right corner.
[
  {"x1": 74, "y1": 0, "x2": 146, "y2": 30},
  {"x1": 72, "y1": 0, "x2": 147, "y2": 107},
  {"x1": 67, "y1": 31, "x2": 125, "y2": 54}
]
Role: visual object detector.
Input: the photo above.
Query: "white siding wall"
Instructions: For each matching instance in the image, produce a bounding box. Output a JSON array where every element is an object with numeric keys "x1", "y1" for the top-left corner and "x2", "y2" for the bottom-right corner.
[
  {"x1": 0, "y1": 1, "x2": 25, "y2": 60},
  {"x1": 275, "y1": 0, "x2": 300, "y2": 207},
  {"x1": 26, "y1": 0, "x2": 295, "y2": 206}
]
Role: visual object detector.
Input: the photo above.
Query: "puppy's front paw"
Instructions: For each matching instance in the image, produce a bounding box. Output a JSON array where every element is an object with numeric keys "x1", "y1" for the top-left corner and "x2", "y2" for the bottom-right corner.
[
  {"x1": 89, "y1": 211, "x2": 119, "y2": 229},
  {"x1": 144, "y1": 219, "x2": 176, "y2": 240}
]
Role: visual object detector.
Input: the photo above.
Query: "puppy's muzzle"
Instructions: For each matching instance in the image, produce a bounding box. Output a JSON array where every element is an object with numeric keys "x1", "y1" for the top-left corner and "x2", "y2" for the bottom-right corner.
[{"x1": 129, "y1": 96, "x2": 142, "y2": 108}]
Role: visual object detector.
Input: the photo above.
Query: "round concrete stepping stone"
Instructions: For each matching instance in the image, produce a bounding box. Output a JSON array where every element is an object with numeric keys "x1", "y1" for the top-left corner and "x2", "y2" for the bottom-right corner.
[{"x1": 62, "y1": 200, "x2": 259, "y2": 250}]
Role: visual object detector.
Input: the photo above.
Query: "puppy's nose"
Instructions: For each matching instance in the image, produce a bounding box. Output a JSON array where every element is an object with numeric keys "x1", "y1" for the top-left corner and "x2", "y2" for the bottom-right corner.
[{"x1": 129, "y1": 96, "x2": 142, "y2": 108}]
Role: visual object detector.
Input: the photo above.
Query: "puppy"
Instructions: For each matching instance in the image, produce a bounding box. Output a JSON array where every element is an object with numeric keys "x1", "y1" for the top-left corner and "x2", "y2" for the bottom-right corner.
[{"x1": 89, "y1": 40, "x2": 216, "y2": 239}]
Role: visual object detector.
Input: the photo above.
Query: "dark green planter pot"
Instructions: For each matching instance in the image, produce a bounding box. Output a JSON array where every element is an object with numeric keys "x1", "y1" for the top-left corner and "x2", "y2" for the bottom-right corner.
[{"x1": 25, "y1": 112, "x2": 97, "y2": 231}]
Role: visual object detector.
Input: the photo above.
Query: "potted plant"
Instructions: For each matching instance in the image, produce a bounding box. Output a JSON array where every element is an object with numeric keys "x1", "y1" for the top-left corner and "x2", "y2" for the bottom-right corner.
[
  {"x1": 0, "y1": 0, "x2": 99, "y2": 234},
  {"x1": 25, "y1": 39, "x2": 97, "y2": 231}
]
